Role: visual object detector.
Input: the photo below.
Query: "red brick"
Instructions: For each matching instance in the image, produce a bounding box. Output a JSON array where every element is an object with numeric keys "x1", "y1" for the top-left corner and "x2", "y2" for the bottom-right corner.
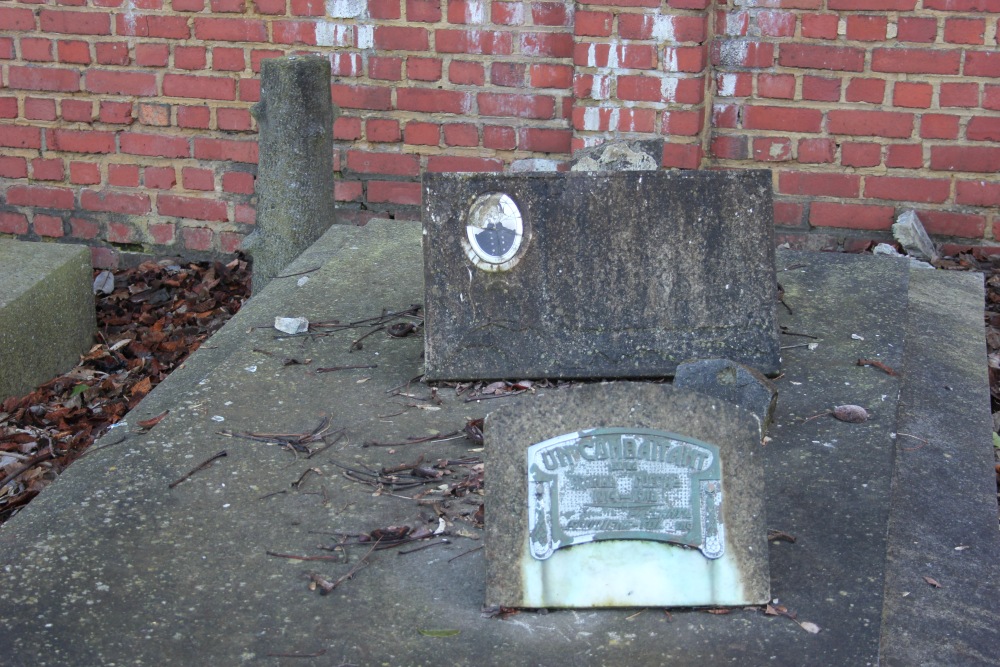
[
  {"x1": 0, "y1": 212, "x2": 29, "y2": 235},
  {"x1": 956, "y1": 180, "x2": 1000, "y2": 207},
  {"x1": 403, "y1": 121, "x2": 440, "y2": 145},
  {"x1": 662, "y1": 143, "x2": 702, "y2": 169},
  {"x1": 843, "y1": 78, "x2": 884, "y2": 104},
  {"x1": 347, "y1": 150, "x2": 420, "y2": 176},
  {"x1": 193, "y1": 138, "x2": 258, "y2": 163},
  {"x1": 944, "y1": 18, "x2": 985, "y2": 44},
  {"x1": 773, "y1": 201, "x2": 805, "y2": 227},
  {"x1": 30, "y1": 158, "x2": 63, "y2": 181},
  {"x1": 194, "y1": 17, "x2": 267, "y2": 42},
  {"x1": 48, "y1": 129, "x2": 116, "y2": 153},
  {"x1": 147, "y1": 222, "x2": 175, "y2": 246},
  {"x1": 289, "y1": 0, "x2": 323, "y2": 14},
  {"x1": 370, "y1": 56, "x2": 402, "y2": 81},
  {"x1": 374, "y1": 26, "x2": 429, "y2": 51},
  {"x1": 96, "y1": 42, "x2": 130, "y2": 66},
  {"x1": 211, "y1": 0, "x2": 245, "y2": 10},
  {"x1": 828, "y1": 0, "x2": 915, "y2": 8},
  {"x1": 120, "y1": 133, "x2": 189, "y2": 158},
  {"x1": 577, "y1": 0, "x2": 659, "y2": 6},
  {"x1": 158, "y1": 194, "x2": 228, "y2": 221},
  {"x1": 332, "y1": 84, "x2": 392, "y2": 110},
  {"x1": 797, "y1": 138, "x2": 836, "y2": 163},
  {"x1": 917, "y1": 210, "x2": 986, "y2": 238},
  {"x1": 368, "y1": 180, "x2": 422, "y2": 205},
  {"x1": 846, "y1": 15, "x2": 887, "y2": 41},
  {"x1": 182, "y1": 167, "x2": 215, "y2": 191},
  {"x1": 967, "y1": 117, "x2": 1000, "y2": 141},
  {"x1": 965, "y1": 52, "x2": 1000, "y2": 78},
  {"x1": 116, "y1": 15, "x2": 190, "y2": 39},
  {"x1": 802, "y1": 76, "x2": 841, "y2": 101},
  {"x1": 533, "y1": 1, "x2": 568, "y2": 25},
  {"x1": 136, "y1": 43, "x2": 170, "y2": 67},
  {"x1": 660, "y1": 45, "x2": 706, "y2": 73},
  {"x1": 920, "y1": 114, "x2": 960, "y2": 140},
  {"x1": 530, "y1": 64, "x2": 572, "y2": 89},
  {"x1": 66, "y1": 216, "x2": 99, "y2": 240},
  {"x1": 178, "y1": 106, "x2": 211, "y2": 128},
  {"x1": 254, "y1": 0, "x2": 286, "y2": 13},
  {"x1": 492, "y1": 1, "x2": 525, "y2": 24},
  {"x1": 366, "y1": 119, "x2": 401, "y2": 142},
  {"x1": 520, "y1": 32, "x2": 573, "y2": 58},
  {"x1": 33, "y1": 214, "x2": 65, "y2": 238},
  {"x1": 872, "y1": 48, "x2": 961, "y2": 75},
  {"x1": 222, "y1": 171, "x2": 254, "y2": 194},
  {"x1": 448, "y1": 60, "x2": 486, "y2": 86},
  {"x1": 163, "y1": 74, "x2": 237, "y2": 101},
  {"x1": 40, "y1": 9, "x2": 111, "y2": 35},
  {"x1": 478, "y1": 92, "x2": 553, "y2": 119},
  {"x1": 842, "y1": 142, "x2": 881, "y2": 167},
  {"x1": 810, "y1": 202, "x2": 895, "y2": 230},
  {"x1": 779, "y1": 171, "x2": 860, "y2": 198},
  {"x1": 931, "y1": 146, "x2": 1000, "y2": 172},
  {"x1": 408, "y1": 57, "x2": 442, "y2": 81},
  {"x1": 144, "y1": 167, "x2": 176, "y2": 189},
  {"x1": 21, "y1": 37, "x2": 53, "y2": 62},
  {"x1": 0, "y1": 156, "x2": 28, "y2": 178},
  {"x1": 443, "y1": 123, "x2": 479, "y2": 146},
  {"x1": 800, "y1": 13, "x2": 837, "y2": 39},
  {"x1": 335, "y1": 180, "x2": 363, "y2": 201},
  {"x1": 752, "y1": 137, "x2": 791, "y2": 161},
  {"x1": 779, "y1": 44, "x2": 865, "y2": 72},
  {"x1": 426, "y1": 156, "x2": 503, "y2": 172},
  {"x1": 369, "y1": 0, "x2": 401, "y2": 19},
  {"x1": 893, "y1": 82, "x2": 933, "y2": 108},
  {"x1": 0, "y1": 126, "x2": 42, "y2": 150},
  {"x1": 234, "y1": 203, "x2": 255, "y2": 224},
  {"x1": 0, "y1": 7, "x2": 35, "y2": 30},
  {"x1": 333, "y1": 116, "x2": 362, "y2": 140},
  {"x1": 175, "y1": 46, "x2": 207, "y2": 70},
  {"x1": 136, "y1": 102, "x2": 172, "y2": 126},
  {"x1": 82, "y1": 189, "x2": 152, "y2": 214},
  {"x1": 0, "y1": 98, "x2": 18, "y2": 119},
  {"x1": 84, "y1": 70, "x2": 157, "y2": 97},
  {"x1": 711, "y1": 40, "x2": 773, "y2": 68},
  {"x1": 490, "y1": 62, "x2": 524, "y2": 87},
  {"x1": 661, "y1": 109, "x2": 703, "y2": 137},
  {"x1": 0, "y1": 37, "x2": 13, "y2": 60},
  {"x1": 271, "y1": 21, "x2": 315, "y2": 45},
  {"x1": 897, "y1": 17, "x2": 937, "y2": 43},
  {"x1": 985, "y1": 85, "x2": 1000, "y2": 111},
  {"x1": 7, "y1": 185, "x2": 75, "y2": 209},
  {"x1": 483, "y1": 125, "x2": 516, "y2": 150},
  {"x1": 99, "y1": 101, "x2": 133, "y2": 124},
  {"x1": 407, "y1": 0, "x2": 441, "y2": 21},
  {"x1": 885, "y1": 144, "x2": 923, "y2": 169},
  {"x1": 174, "y1": 0, "x2": 206, "y2": 9},
  {"x1": 940, "y1": 82, "x2": 978, "y2": 108},
  {"x1": 828, "y1": 110, "x2": 914, "y2": 138},
  {"x1": 758, "y1": 73, "x2": 795, "y2": 99},
  {"x1": 217, "y1": 108, "x2": 251, "y2": 131},
  {"x1": 575, "y1": 43, "x2": 656, "y2": 70},
  {"x1": 108, "y1": 164, "x2": 140, "y2": 186},
  {"x1": 924, "y1": 0, "x2": 1000, "y2": 9},
  {"x1": 744, "y1": 105, "x2": 823, "y2": 133},
  {"x1": 398, "y1": 88, "x2": 470, "y2": 114},
  {"x1": 25, "y1": 98, "x2": 57, "y2": 121},
  {"x1": 8, "y1": 65, "x2": 80, "y2": 92},
  {"x1": 435, "y1": 29, "x2": 513, "y2": 55},
  {"x1": 219, "y1": 230, "x2": 243, "y2": 253},
  {"x1": 213, "y1": 47, "x2": 245, "y2": 72},
  {"x1": 181, "y1": 227, "x2": 215, "y2": 251},
  {"x1": 575, "y1": 10, "x2": 612, "y2": 36},
  {"x1": 57, "y1": 40, "x2": 90, "y2": 64},
  {"x1": 519, "y1": 127, "x2": 571, "y2": 153},
  {"x1": 758, "y1": 12, "x2": 796, "y2": 37}
]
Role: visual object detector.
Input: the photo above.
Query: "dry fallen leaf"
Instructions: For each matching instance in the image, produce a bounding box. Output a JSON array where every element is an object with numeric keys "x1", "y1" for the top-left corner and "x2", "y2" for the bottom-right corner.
[
  {"x1": 798, "y1": 621, "x2": 821, "y2": 634},
  {"x1": 137, "y1": 410, "x2": 169, "y2": 430},
  {"x1": 924, "y1": 576, "x2": 942, "y2": 588},
  {"x1": 833, "y1": 404, "x2": 869, "y2": 423}
]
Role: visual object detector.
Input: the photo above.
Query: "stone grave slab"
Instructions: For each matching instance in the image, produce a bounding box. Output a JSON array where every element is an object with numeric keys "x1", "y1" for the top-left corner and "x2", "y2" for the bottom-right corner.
[
  {"x1": 0, "y1": 223, "x2": 997, "y2": 666},
  {"x1": 422, "y1": 170, "x2": 780, "y2": 380},
  {"x1": 485, "y1": 382, "x2": 769, "y2": 608},
  {"x1": 0, "y1": 239, "x2": 95, "y2": 401}
]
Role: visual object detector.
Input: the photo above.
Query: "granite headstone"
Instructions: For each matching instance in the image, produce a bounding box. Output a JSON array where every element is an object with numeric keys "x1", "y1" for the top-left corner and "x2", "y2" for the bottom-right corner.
[{"x1": 422, "y1": 170, "x2": 779, "y2": 381}]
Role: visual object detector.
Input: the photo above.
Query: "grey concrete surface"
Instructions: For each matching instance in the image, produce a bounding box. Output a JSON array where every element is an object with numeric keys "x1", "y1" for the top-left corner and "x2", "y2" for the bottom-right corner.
[
  {"x1": 0, "y1": 227, "x2": 996, "y2": 666},
  {"x1": 0, "y1": 239, "x2": 95, "y2": 401}
]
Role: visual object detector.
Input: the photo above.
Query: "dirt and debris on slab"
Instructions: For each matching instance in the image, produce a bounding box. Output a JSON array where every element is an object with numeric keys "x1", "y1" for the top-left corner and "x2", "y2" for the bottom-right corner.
[{"x1": 0, "y1": 256, "x2": 250, "y2": 524}]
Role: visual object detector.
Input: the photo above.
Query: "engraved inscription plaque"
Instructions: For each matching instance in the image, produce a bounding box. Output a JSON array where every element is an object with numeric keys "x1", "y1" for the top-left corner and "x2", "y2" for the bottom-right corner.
[{"x1": 527, "y1": 428, "x2": 724, "y2": 561}]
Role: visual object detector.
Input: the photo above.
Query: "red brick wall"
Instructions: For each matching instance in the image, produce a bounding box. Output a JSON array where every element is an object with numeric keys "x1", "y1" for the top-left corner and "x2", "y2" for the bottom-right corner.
[{"x1": 0, "y1": 0, "x2": 998, "y2": 266}]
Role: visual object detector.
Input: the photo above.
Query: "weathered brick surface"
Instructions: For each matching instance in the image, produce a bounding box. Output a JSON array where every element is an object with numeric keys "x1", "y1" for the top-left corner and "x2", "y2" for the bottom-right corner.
[{"x1": 0, "y1": 0, "x2": 998, "y2": 263}]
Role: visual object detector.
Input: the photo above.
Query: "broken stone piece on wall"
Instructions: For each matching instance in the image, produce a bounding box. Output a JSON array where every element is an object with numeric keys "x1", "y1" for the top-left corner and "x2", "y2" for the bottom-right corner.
[
  {"x1": 892, "y1": 210, "x2": 939, "y2": 263},
  {"x1": 569, "y1": 139, "x2": 664, "y2": 172}
]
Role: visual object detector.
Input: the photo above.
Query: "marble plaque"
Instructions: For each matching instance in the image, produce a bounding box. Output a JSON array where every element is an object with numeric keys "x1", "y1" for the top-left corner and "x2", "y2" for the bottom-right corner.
[{"x1": 485, "y1": 383, "x2": 770, "y2": 609}]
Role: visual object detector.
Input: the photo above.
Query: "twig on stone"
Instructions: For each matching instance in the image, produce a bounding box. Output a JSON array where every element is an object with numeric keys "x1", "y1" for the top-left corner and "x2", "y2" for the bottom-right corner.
[{"x1": 168, "y1": 450, "x2": 227, "y2": 489}]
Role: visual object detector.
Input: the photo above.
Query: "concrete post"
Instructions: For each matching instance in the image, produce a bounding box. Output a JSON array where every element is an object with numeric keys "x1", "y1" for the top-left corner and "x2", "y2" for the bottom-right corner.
[{"x1": 243, "y1": 55, "x2": 339, "y2": 294}]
